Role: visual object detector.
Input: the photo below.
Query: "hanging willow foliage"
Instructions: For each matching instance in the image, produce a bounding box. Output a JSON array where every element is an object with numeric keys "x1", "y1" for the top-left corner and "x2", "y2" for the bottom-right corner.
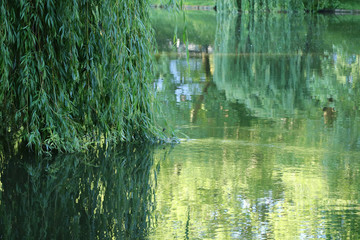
[
  {"x1": 0, "y1": 0, "x2": 167, "y2": 154},
  {"x1": 216, "y1": 0, "x2": 340, "y2": 12}
]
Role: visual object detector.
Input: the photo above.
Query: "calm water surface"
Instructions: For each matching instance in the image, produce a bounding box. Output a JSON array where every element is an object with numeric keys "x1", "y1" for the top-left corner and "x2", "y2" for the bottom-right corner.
[
  {"x1": 1, "y1": 10, "x2": 360, "y2": 240},
  {"x1": 150, "y1": 10, "x2": 360, "y2": 239},
  {"x1": 0, "y1": 143, "x2": 162, "y2": 239}
]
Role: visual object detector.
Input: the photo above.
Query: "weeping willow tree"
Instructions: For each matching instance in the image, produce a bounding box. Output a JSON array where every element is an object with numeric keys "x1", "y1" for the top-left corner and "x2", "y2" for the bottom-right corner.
[
  {"x1": 0, "y1": 0, "x2": 168, "y2": 154},
  {"x1": 216, "y1": 0, "x2": 340, "y2": 12}
]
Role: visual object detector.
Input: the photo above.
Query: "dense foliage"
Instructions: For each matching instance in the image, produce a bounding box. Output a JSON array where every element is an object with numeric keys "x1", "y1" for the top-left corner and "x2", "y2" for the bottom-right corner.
[
  {"x1": 216, "y1": 0, "x2": 340, "y2": 12},
  {"x1": 0, "y1": 0, "x2": 163, "y2": 154}
]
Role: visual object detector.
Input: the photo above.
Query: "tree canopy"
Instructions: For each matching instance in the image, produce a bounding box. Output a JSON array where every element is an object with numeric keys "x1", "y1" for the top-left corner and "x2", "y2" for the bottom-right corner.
[{"x1": 0, "y1": 0, "x2": 164, "y2": 154}]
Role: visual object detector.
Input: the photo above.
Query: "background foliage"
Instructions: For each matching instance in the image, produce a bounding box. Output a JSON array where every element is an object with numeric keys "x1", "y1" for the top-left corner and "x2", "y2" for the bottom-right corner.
[
  {"x1": 0, "y1": 0, "x2": 164, "y2": 154},
  {"x1": 216, "y1": 0, "x2": 340, "y2": 12}
]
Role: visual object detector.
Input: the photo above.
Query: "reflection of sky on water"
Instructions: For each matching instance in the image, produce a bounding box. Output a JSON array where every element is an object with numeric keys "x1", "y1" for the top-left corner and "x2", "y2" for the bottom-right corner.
[
  {"x1": 169, "y1": 60, "x2": 182, "y2": 83},
  {"x1": 170, "y1": 58, "x2": 205, "y2": 81},
  {"x1": 156, "y1": 57, "x2": 208, "y2": 103},
  {"x1": 154, "y1": 77, "x2": 163, "y2": 91},
  {"x1": 175, "y1": 84, "x2": 202, "y2": 102}
]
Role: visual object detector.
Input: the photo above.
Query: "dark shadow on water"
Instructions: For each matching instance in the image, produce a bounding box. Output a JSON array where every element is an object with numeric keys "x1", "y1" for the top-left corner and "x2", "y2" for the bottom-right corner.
[{"x1": 0, "y1": 141, "x2": 164, "y2": 239}]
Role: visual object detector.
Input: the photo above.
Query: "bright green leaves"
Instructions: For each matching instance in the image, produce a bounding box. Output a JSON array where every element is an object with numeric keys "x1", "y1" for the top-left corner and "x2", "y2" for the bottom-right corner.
[{"x1": 1, "y1": 0, "x2": 164, "y2": 154}]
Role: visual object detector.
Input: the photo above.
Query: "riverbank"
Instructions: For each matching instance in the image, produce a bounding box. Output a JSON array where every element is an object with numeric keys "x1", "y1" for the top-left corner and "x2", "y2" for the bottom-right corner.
[
  {"x1": 150, "y1": 0, "x2": 214, "y2": 6},
  {"x1": 334, "y1": 9, "x2": 360, "y2": 14},
  {"x1": 151, "y1": 4, "x2": 214, "y2": 10}
]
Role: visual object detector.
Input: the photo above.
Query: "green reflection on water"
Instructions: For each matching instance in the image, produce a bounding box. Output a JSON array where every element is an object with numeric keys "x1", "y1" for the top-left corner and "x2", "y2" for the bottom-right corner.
[
  {"x1": 151, "y1": 10, "x2": 360, "y2": 239},
  {"x1": 0, "y1": 143, "x2": 165, "y2": 239}
]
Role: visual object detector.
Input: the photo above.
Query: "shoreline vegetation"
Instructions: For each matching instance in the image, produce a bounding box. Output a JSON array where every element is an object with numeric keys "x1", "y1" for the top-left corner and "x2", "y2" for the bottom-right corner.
[{"x1": 150, "y1": 0, "x2": 360, "y2": 13}]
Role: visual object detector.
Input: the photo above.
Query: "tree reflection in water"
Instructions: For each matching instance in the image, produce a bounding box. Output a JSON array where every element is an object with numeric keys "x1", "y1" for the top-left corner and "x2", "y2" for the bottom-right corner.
[
  {"x1": 150, "y1": 10, "x2": 360, "y2": 239},
  {"x1": 0, "y1": 142, "x2": 164, "y2": 239}
]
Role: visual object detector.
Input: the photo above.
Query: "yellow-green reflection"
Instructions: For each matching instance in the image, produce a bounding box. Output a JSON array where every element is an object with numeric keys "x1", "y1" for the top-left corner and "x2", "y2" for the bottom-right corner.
[{"x1": 151, "y1": 10, "x2": 360, "y2": 239}]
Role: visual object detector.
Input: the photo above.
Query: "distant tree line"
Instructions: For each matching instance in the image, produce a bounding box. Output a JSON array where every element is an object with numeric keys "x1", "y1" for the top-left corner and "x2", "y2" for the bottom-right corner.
[{"x1": 216, "y1": 0, "x2": 340, "y2": 12}]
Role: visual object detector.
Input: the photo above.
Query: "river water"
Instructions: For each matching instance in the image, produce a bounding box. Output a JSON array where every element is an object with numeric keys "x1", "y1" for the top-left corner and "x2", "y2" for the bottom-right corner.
[
  {"x1": 1, "y1": 9, "x2": 360, "y2": 240},
  {"x1": 149, "y1": 10, "x2": 360, "y2": 239}
]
